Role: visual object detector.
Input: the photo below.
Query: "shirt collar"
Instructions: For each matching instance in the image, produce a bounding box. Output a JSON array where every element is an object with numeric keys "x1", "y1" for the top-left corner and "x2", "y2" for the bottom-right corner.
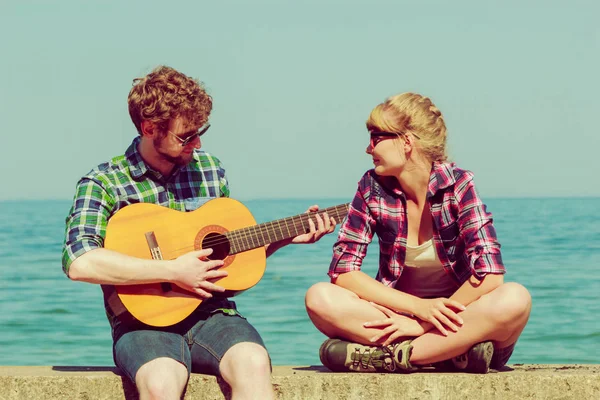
[
  {"x1": 372, "y1": 161, "x2": 456, "y2": 198},
  {"x1": 427, "y1": 162, "x2": 456, "y2": 198},
  {"x1": 125, "y1": 136, "x2": 190, "y2": 182},
  {"x1": 125, "y1": 136, "x2": 150, "y2": 180}
]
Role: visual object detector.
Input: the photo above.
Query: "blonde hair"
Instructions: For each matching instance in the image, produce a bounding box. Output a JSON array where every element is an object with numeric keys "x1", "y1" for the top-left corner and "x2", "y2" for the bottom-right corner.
[
  {"x1": 366, "y1": 92, "x2": 448, "y2": 162},
  {"x1": 128, "y1": 66, "x2": 213, "y2": 135}
]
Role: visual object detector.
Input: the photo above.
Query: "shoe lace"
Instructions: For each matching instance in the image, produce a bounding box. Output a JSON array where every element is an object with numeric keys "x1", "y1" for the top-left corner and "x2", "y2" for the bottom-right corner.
[
  {"x1": 454, "y1": 353, "x2": 468, "y2": 363},
  {"x1": 352, "y1": 345, "x2": 397, "y2": 372}
]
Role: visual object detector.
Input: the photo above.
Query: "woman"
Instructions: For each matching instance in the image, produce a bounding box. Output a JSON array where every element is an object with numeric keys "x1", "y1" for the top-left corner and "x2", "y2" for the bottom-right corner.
[{"x1": 305, "y1": 93, "x2": 531, "y2": 373}]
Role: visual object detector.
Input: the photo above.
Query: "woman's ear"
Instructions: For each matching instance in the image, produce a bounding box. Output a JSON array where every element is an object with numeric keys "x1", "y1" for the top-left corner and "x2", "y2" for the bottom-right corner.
[{"x1": 403, "y1": 133, "x2": 414, "y2": 153}]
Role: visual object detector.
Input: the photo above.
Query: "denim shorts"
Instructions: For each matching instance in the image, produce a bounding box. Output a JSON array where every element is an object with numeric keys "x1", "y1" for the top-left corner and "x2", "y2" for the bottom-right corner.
[{"x1": 113, "y1": 301, "x2": 266, "y2": 383}]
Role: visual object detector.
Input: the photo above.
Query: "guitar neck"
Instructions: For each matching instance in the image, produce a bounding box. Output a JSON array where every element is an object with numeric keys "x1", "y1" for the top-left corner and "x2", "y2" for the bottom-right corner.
[{"x1": 224, "y1": 203, "x2": 349, "y2": 255}]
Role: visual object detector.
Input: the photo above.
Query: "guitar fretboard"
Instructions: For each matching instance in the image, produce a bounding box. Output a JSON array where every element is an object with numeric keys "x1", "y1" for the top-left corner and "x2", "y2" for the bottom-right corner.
[{"x1": 224, "y1": 203, "x2": 349, "y2": 254}]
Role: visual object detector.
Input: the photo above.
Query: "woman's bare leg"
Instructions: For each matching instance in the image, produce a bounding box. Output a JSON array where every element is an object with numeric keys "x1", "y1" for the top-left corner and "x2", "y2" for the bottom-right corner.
[
  {"x1": 305, "y1": 282, "x2": 393, "y2": 344},
  {"x1": 306, "y1": 281, "x2": 532, "y2": 364},
  {"x1": 409, "y1": 282, "x2": 531, "y2": 364}
]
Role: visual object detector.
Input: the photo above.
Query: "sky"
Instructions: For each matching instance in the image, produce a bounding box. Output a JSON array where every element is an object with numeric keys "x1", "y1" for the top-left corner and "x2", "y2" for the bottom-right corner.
[{"x1": 0, "y1": 0, "x2": 598, "y2": 201}]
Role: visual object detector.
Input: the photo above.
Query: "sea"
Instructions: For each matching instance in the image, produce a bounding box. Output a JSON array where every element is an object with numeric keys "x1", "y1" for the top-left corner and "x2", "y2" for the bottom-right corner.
[{"x1": 0, "y1": 198, "x2": 598, "y2": 367}]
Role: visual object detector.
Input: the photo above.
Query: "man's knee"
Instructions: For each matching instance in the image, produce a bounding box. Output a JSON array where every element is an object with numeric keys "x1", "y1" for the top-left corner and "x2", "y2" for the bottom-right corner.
[
  {"x1": 136, "y1": 357, "x2": 188, "y2": 399},
  {"x1": 220, "y1": 342, "x2": 271, "y2": 380}
]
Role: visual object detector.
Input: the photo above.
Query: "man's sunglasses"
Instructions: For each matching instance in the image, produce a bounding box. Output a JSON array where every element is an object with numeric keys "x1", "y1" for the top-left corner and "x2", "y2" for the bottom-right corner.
[
  {"x1": 369, "y1": 131, "x2": 399, "y2": 148},
  {"x1": 170, "y1": 123, "x2": 211, "y2": 147}
]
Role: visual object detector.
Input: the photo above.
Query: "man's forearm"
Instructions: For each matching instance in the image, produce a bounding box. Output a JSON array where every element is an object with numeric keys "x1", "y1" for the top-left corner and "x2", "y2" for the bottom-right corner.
[{"x1": 67, "y1": 248, "x2": 175, "y2": 285}]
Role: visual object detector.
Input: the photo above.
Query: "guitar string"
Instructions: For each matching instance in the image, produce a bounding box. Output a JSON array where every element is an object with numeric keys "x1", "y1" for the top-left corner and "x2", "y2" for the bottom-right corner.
[
  {"x1": 218, "y1": 204, "x2": 348, "y2": 246},
  {"x1": 157, "y1": 205, "x2": 349, "y2": 259},
  {"x1": 162, "y1": 206, "x2": 349, "y2": 257},
  {"x1": 201, "y1": 204, "x2": 349, "y2": 248},
  {"x1": 158, "y1": 221, "x2": 311, "y2": 259},
  {"x1": 196, "y1": 204, "x2": 348, "y2": 249}
]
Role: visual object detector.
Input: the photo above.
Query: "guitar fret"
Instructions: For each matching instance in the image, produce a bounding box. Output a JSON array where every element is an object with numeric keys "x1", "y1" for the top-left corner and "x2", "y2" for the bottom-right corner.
[
  {"x1": 294, "y1": 216, "x2": 302, "y2": 236},
  {"x1": 276, "y1": 220, "x2": 285, "y2": 240},
  {"x1": 252, "y1": 226, "x2": 259, "y2": 249},
  {"x1": 275, "y1": 220, "x2": 282, "y2": 242},
  {"x1": 230, "y1": 231, "x2": 239, "y2": 253},
  {"x1": 226, "y1": 203, "x2": 350, "y2": 254},
  {"x1": 299, "y1": 215, "x2": 307, "y2": 234},
  {"x1": 237, "y1": 232, "x2": 244, "y2": 253},
  {"x1": 265, "y1": 222, "x2": 273, "y2": 243},
  {"x1": 229, "y1": 235, "x2": 237, "y2": 254},
  {"x1": 254, "y1": 225, "x2": 261, "y2": 245},
  {"x1": 247, "y1": 228, "x2": 253, "y2": 251},
  {"x1": 237, "y1": 232, "x2": 243, "y2": 253},
  {"x1": 271, "y1": 222, "x2": 278, "y2": 242},
  {"x1": 242, "y1": 228, "x2": 247, "y2": 251},
  {"x1": 240, "y1": 228, "x2": 247, "y2": 252},
  {"x1": 246, "y1": 226, "x2": 254, "y2": 251},
  {"x1": 257, "y1": 224, "x2": 266, "y2": 247},
  {"x1": 264, "y1": 223, "x2": 272, "y2": 243}
]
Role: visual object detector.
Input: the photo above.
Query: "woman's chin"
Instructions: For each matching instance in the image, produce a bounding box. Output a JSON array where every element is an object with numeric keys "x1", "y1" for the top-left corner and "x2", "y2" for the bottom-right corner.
[{"x1": 373, "y1": 165, "x2": 387, "y2": 175}]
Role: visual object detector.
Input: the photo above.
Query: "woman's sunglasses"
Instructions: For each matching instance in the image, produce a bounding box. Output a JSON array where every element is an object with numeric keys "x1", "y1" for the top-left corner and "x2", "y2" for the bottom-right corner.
[{"x1": 369, "y1": 131, "x2": 399, "y2": 148}]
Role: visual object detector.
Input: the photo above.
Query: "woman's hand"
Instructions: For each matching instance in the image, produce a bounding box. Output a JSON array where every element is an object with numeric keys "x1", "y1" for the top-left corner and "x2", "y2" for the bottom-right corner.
[
  {"x1": 363, "y1": 303, "x2": 426, "y2": 345},
  {"x1": 411, "y1": 297, "x2": 466, "y2": 336}
]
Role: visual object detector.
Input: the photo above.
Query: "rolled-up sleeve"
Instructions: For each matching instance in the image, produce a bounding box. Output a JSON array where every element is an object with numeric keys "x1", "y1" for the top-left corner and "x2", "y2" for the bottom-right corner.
[
  {"x1": 456, "y1": 172, "x2": 505, "y2": 279},
  {"x1": 328, "y1": 185, "x2": 375, "y2": 280},
  {"x1": 62, "y1": 177, "x2": 115, "y2": 275}
]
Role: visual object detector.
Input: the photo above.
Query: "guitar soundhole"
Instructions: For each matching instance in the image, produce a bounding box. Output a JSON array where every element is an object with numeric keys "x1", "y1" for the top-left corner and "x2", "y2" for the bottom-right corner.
[
  {"x1": 202, "y1": 232, "x2": 230, "y2": 261},
  {"x1": 195, "y1": 225, "x2": 235, "y2": 268}
]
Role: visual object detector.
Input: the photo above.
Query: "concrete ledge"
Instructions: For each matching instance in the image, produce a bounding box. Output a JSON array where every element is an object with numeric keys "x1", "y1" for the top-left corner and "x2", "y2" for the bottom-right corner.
[{"x1": 0, "y1": 365, "x2": 598, "y2": 400}]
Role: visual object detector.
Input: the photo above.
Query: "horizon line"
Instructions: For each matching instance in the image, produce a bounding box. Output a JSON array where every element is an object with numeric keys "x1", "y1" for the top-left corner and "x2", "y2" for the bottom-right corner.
[{"x1": 1, "y1": 195, "x2": 599, "y2": 203}]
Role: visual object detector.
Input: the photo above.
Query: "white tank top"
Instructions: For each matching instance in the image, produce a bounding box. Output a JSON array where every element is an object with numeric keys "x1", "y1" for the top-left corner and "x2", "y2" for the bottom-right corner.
[{"x1": 395, "y1": 239, "x2": 456, "y2": 298}]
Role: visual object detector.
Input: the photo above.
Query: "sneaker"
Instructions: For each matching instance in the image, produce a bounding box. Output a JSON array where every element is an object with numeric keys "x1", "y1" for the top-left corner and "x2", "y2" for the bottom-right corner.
[
  {"x1": 319, "y1": 338, "x2": 415, "y2": 373},
  {"x1": 448, "y1": 341, "x2": 494, "y2": 374}
]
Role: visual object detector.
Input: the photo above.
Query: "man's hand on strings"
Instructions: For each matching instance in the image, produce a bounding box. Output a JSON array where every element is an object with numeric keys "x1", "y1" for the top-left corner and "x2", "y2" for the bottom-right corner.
[{"x1": 170, "y1": 248, "x2": 227, "y2": 298}]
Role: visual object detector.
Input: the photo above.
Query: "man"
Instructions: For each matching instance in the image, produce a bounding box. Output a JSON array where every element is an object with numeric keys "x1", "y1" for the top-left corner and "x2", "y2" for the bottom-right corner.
[{"x1": 62, "y1": 65, "x2": 335, "y2": 400}]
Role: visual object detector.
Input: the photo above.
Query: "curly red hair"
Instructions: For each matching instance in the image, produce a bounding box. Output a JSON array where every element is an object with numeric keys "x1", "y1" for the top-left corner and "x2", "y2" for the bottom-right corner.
[{"x1": 128, "y1": 66, "x2": 213, "y2": 135}]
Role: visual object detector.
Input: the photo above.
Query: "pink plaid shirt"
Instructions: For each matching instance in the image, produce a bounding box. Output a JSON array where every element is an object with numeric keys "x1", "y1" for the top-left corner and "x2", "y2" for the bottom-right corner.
[{"x1": 329, "y1": 162, "x2": 505, "y2": 289}]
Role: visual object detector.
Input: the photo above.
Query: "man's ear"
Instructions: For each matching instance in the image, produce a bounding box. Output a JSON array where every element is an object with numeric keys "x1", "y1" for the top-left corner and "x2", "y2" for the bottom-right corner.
[{"x1": 140, "y1": 120, "x2": 155, "y2": 138}]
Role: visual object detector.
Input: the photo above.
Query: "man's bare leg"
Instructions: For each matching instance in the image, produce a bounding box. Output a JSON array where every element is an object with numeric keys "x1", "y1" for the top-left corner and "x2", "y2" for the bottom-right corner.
[
  {"x1": 135, "y1": 357, "x2": 188, "y2": 400},
  {"x1": 220, "y1": 342, "x2": 274, "y2": 400}
]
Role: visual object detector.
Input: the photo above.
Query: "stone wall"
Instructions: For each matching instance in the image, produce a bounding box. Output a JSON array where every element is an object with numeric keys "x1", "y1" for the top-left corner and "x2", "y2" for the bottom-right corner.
[{"x1": 1, "y1": 365, "x2": 598, "y2": 399}]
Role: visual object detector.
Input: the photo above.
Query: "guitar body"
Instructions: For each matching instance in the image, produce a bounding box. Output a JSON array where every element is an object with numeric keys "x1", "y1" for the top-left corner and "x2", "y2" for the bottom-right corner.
[{"x1": 104, "y1": 198, "x2": 266, "y2": 327}]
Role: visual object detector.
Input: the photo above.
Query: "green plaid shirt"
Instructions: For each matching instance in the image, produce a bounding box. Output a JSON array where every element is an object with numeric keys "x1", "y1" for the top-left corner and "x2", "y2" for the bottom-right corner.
[{"x1": 62, "y1": 136, "x2": 230, "y2": 274}]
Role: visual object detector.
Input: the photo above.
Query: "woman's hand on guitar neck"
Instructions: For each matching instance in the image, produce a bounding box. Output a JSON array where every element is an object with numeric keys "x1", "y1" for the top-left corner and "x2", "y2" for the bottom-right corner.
[{"x1": 168, "y1": 249, "x2": 228, "y2": 298}]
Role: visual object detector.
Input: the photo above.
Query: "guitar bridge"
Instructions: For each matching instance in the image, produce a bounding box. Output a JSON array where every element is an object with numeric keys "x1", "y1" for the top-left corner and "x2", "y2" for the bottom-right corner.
[{"x1": 145, "y1": 231, "x2": 172, "y2": 292}]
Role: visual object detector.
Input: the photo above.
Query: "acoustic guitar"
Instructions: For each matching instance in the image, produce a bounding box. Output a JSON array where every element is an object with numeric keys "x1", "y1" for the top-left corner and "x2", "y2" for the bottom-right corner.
[{"x1": 104, "y1": 198, "x2": 349, "y2": 327}]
